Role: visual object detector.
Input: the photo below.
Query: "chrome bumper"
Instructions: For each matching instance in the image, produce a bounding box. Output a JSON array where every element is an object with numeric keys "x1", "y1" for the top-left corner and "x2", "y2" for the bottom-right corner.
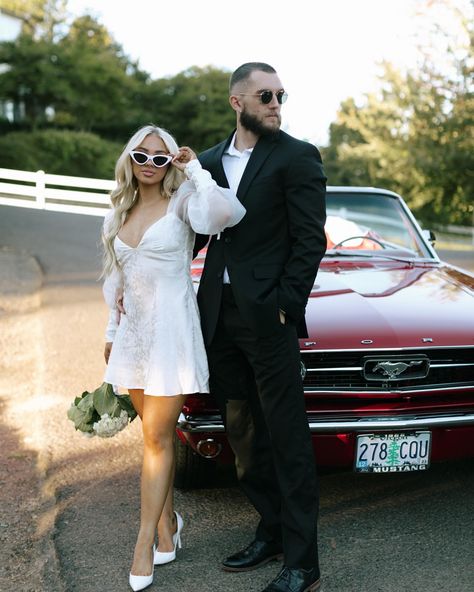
[{"x1": 177, "y1": 412, "x2": 474, "y2": 433}]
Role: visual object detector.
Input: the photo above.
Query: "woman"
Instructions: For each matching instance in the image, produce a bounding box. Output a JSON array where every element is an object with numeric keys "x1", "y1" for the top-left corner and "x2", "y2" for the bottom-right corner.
[{"x1": 101, "y1": 124, "x2": 245, "y2": 591}]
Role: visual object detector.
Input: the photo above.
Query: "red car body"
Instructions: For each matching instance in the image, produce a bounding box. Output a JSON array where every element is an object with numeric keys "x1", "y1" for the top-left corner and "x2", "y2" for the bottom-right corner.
[{"x1": 175, "y1": 187, "x2": 474, "y2": 487}]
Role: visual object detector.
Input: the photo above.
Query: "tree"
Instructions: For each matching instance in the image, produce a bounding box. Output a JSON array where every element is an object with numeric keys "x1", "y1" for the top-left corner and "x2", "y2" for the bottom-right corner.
[
  {"x1": 407, "y1": 30, "x2": 474, "y2": 224},
  {"x1": 0, "y1": 0, "x2": 67, "y2": 40},
  {"x1": 0, "y1": 129, "x2": 121, "y2": 177},
  {"x1": 0, "y1": 4, "x2": 236, "y2": 170},
  {"x1": 322, "y1": 65, "x2": 417, "y2": 195},
  {"x1": 0, "y1": 12, "x2": 149, "y2": 130},
  {"x1": 322, "y1": 0, "x2": 474, "y2": 225},
  {"x1": 386, "y1": 441, "x2": 400, "y2": 467},
  {"x1": 0, "y1": 33, "x2": 71, "y2": 126},
  {"x1": 54, "y1": 14, "x2": 145, "y2": 129},
  {"x1": 138, "y1": 66, "x2": 235, "y2": 152}
]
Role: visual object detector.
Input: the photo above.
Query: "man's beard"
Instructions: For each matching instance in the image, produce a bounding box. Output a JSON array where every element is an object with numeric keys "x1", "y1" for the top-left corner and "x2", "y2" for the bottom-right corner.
[{"x1": 240, "y1": 107, "x2": 281, "y2": 137}]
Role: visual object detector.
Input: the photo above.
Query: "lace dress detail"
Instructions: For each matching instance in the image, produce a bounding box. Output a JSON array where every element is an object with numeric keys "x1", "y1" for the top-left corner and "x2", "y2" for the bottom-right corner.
[{"x1": 102, "y1": 160, "x2": 245, "y2": 396}]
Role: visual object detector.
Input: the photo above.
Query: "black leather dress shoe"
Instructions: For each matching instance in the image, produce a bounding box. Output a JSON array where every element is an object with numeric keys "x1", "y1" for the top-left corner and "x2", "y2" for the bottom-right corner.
[
  {"x1": 261, "y1": 566, "x2": 321, "y2": 592},
  {"x1": 222, "y1": 539, "x2": 283, "y2": 572}
]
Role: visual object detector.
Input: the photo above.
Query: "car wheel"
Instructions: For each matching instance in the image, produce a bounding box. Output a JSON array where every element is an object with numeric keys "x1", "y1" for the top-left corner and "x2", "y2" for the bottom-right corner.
[{"x1": 174, "y1": 434, "x2": 217, "y2": 489}]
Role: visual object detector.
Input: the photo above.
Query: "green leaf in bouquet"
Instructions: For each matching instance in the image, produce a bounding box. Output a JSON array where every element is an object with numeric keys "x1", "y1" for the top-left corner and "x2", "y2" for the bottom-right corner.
[
  {"x1": 67, "y1": 391, "x2": 97, "y2": 433},
  {"x1": 77, "y1": 391, "x2": 97, "y2": 417},
  {"x1": 73, "y1": 391, "x2": 89, "y2": 406},
  {"x1": 68, "y1": 408, "x2": 94, "y2": 433},
  {"x1": 117, "y1": 395, "x2": 138, "y2": 422},
  {"x1": 93, "y1": 382, "x2": 121, "y2": 418}
]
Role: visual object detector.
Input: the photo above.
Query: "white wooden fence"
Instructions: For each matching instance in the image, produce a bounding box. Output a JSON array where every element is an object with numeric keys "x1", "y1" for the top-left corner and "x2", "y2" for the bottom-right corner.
[
  {"x1": 0, "y1": 167, "x2": 115, "y2": 217},
  {"x1": 0, "y1": 167, "x2": 473, "y2": 244}
]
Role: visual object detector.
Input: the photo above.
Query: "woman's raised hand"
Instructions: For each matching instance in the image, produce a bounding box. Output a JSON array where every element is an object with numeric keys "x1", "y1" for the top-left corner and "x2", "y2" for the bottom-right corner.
[{"x1": 171, "y1": 146, "x2": 197, "y2": 171}]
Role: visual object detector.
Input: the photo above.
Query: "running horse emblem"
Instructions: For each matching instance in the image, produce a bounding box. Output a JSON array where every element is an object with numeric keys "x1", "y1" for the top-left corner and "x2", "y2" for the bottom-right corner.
[{"x1": 373, "y1": 360, "x2": 423, "y2": 379}]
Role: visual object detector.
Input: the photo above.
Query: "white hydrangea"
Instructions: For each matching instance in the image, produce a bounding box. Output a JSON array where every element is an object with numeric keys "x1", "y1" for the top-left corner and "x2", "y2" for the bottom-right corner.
[{"x1": 93, "y1": 410, "x2": 129, "y2": 438}]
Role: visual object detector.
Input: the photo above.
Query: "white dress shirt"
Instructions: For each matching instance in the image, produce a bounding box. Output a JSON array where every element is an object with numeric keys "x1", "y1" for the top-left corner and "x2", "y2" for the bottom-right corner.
[{"x1": 221, "y1": 133, "x2": 253, "y2": 283}]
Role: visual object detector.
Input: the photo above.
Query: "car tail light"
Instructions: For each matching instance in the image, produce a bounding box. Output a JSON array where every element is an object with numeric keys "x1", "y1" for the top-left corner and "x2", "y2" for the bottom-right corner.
[{"x1": 197, "y1": 439, "x2": 222, "y2": 459}]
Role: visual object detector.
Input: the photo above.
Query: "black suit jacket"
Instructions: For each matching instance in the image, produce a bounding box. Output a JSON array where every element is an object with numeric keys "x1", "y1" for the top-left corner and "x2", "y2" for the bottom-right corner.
[{"x1": 195, "y1": 129, "x2": 327, "y2": 344}]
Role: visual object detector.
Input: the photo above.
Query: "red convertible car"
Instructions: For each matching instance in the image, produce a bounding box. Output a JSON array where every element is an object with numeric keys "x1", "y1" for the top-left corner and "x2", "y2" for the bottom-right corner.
[{"x1": 175, "y1": 186, "x2": 474, "y2": 488}]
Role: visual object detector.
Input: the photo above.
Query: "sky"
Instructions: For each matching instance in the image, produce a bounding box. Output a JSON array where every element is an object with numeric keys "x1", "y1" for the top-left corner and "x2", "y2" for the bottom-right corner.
[{"x1": 66, "y1": 0, "x2": 468, "y2": 146}]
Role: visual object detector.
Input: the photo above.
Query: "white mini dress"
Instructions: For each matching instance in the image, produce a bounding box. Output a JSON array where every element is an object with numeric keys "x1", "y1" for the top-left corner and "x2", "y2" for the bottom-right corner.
[{"x1": 102, "y1": 160, "x2": 245, "y2": 396}]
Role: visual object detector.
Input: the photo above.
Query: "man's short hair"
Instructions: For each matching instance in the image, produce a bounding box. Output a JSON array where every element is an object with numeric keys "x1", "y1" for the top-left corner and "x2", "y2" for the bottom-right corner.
[{"x1": 229, "y1": 62, "x2": 276, "y2": 93}]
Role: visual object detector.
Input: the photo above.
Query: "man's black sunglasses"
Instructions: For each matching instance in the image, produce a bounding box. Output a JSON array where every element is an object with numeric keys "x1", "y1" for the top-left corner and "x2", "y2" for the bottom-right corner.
[{"x1": 239, "y1": 90, "x2": 288, "y2": 105}]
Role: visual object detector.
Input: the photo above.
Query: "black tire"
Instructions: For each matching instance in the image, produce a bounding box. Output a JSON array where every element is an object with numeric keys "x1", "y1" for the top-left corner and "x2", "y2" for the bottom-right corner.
[{"x1": 174, "y1": 434, "x2": 217, "y2": 489}]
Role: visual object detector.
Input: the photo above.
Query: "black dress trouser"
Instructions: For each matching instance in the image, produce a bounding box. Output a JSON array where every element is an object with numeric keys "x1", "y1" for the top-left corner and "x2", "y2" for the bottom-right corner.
[{"x1": 206, "y1": 285, "x2": 319, "y2": 570}]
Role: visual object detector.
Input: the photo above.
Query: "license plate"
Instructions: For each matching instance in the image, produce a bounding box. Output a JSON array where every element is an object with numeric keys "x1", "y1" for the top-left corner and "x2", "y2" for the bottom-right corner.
[{"x1": 355, "y1": 432, "x2": 431, "y2": 473}]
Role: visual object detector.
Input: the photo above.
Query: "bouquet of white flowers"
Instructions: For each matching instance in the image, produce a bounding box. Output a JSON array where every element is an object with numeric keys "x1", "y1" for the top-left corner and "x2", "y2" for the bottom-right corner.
[{"x1": 67, "y1": 382, "x2": 137, "y2": 438}]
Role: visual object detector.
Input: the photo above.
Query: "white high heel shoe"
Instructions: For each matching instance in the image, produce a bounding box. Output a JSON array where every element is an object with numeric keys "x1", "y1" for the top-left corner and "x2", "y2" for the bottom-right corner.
[
  {"x1": 129, "y1": 545, "x2": 155, "y2": 591},
  {"x1": 153, "y1": 511, "x2": 183, "y2": 565}
]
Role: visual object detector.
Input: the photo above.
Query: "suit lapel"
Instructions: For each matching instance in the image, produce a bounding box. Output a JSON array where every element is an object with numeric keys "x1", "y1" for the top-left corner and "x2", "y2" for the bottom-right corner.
[
  {"x1": 237, "y1": 133, "x2": 279, "y2": 203},
  {"x1": 207, "y1": 134, "x2": 233, "y2": 188}
]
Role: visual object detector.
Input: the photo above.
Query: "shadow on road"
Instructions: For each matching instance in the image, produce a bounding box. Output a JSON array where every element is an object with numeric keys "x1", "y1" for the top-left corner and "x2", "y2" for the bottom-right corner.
[{"x1": 0, "y1": 398, "x2": 48, "y2": 592}]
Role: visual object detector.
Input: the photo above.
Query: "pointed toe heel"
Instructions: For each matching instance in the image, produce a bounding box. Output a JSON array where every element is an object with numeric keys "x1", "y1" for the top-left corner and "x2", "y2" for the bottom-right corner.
[
  {"x1": 129, "y1": 545, "x2": 155, "y2": 590},
  {"x1": 129, "y1": 572, "x2": 153, "y2": 591},
  {"x1": 154, "y1": 511, "x2": 183, "y2": 565}
]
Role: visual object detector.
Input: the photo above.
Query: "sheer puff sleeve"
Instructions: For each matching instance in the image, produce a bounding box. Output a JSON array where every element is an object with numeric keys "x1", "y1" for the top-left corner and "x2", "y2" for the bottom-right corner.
[
  {"x1": 170, "y1": 159, "x2": 246, "y2": 234},
  {"x1": 103, "y1": 268, "x2": 123, "y2": 342},
  {"x1": 102, "y1": 210, "x2": 123, "y2": 342}
]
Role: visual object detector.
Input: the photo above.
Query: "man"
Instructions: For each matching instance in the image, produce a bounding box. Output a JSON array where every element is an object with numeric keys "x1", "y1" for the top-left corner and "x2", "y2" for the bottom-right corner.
[{"x1": 195, "y1": 62, "x2": 327, "y2": 592}]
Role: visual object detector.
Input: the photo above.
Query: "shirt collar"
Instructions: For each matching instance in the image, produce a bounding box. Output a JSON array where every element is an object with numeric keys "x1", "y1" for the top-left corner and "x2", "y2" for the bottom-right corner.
[{"x1": 224, "y1": 132, "x2": 254, "y2": 157}]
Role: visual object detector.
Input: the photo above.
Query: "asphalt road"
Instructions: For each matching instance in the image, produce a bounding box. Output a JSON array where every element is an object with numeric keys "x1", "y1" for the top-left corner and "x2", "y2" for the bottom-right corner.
[{"x1": 1, "y1": 205, "x2": 474, "y2": 592}]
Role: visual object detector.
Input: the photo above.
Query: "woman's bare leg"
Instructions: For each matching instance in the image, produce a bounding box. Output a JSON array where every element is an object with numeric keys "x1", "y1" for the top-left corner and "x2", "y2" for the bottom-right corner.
[
  {"x1": 129, "y1": 390, "x2": 178, "y2": 552},
  {"x1": 129, "y1": 391, "x2": 186, "y2": 576},
  {"x1": 156, "y1": 458, "x2": 177, "y2": 552},
  {"x1": 130, "y1": 389, "x2": 144, "y2": 420}
]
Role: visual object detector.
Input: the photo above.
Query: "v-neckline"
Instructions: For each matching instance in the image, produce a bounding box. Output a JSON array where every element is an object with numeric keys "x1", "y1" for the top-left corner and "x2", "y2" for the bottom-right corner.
[{"x1": 116, "y1": 213, "x2": 170, "y2": 249}]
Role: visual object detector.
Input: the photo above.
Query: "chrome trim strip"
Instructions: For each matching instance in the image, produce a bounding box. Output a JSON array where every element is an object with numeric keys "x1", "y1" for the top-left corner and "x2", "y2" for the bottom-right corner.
[
  {"x1": 305, "y1": 362, "x2": 474, "y2": 373},
  {"x1": 306, "y1": 367, "x2": 363, "y2": 372},
  {"x1": 306, "y1": 415, "x2": 474, "y2": 431},
  {"x1": 327, "y1": 186, "x2": 401, "y2": 198},
  {"x1": 431, "y1": 363, "x2": 474, "y2": 368},
  {"x1": 178, "y1": 413, "x2": 225, "y2": 433},
  {"x1": 303, "y1": 384, "x2": 474, "y2": 394},
  {"x1": 177, "y1": 412, "x2": 474, "y2": 433},
  {"x1": 300, "y1": 345, "x2": 474, "y2": 353}
]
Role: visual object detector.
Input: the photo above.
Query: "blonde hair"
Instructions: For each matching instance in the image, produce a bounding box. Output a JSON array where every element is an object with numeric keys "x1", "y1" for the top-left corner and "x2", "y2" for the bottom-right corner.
[{"x1": 102, "y1": 125, "x2": 186, "y2": 277}]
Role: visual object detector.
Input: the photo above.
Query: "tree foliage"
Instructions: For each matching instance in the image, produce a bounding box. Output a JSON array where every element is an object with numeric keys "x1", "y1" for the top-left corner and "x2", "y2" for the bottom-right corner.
[
  {"x1": 0, "y1": 5, "x2": 234, "y2": 156},
  {"x1": 0, "y1": 129, "x2": 121, "y2": 177},
  {"x1": 54, "y1": 15, "x2": 143, "y2": 129},
  {"x1": 2, "y1": 0, "x2": 471, "y2": 226},
  {"x1": 0, "y1": 10, "x2": 146, "y2": 130},
  {"x1": 322, "y1": 0, "x2": 474, "y2": 226},
  {"x1": 0, "y1": 0, "x2": 67, "y2": 39},
  {"x1": 135, "y1": 66, "x2": 234, "y2": 151}
]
